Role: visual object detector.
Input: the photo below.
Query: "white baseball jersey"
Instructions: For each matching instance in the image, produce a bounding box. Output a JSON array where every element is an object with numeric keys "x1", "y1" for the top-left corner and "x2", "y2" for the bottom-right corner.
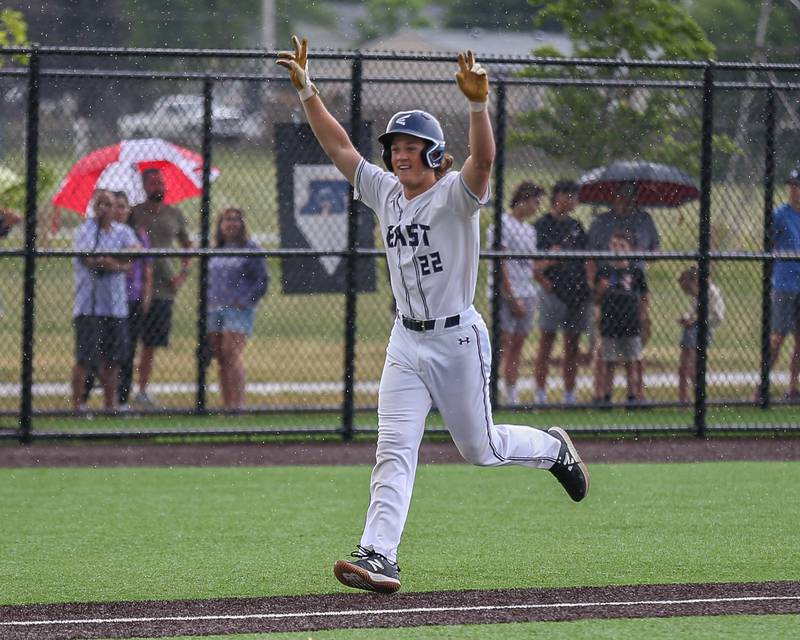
[
  {"x1": 354, "y1": 158, "x2": 487, "y2": 319},
  {"x1": 486, "y1": 212, "x2": 539, "y2": 299}
]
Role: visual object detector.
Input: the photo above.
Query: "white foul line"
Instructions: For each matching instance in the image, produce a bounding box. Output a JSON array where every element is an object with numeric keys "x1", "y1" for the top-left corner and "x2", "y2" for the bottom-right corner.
[{"x1": 1, "y1": 595, "x2": 799, "y2": 627}]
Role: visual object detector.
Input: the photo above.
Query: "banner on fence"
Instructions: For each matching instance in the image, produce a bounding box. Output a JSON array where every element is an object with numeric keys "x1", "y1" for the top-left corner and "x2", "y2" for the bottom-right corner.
[{"x1": 276, "y1": 123, "x2": 376, "y2": 294}]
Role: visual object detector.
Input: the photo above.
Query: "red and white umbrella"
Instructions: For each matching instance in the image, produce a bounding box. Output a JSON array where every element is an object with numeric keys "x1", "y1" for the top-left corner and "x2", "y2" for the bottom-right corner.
[{"x1": 52, "y1": 138, "x2": 219, "y2": 215}]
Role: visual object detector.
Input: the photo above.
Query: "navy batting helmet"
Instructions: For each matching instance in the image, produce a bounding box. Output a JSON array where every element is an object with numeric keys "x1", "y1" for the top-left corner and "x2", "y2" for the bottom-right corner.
[{"x1": 378, "y1": 110, "x2": 446, "y2": 171}]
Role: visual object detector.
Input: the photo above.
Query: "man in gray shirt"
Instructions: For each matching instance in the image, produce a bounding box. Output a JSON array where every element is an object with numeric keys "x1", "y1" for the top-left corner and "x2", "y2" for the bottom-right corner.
[{"x1": 587, "y1": 182, "x2": 660, "y2": 403}]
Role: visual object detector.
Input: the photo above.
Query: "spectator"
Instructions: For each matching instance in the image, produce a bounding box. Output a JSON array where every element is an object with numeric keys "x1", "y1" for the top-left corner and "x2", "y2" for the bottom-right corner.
[
  {"x1": 587, "y1": 181, "x2": 660, "y2": 402},
  {"x1": 677, "y1": 266, "x2": 725, "y2": 404},
  {"x1": 0, "y1": 205, "x2": 22, "y2": 238},
  {"x1": 71, "y1": 190, "x2": 138, "y2": 412},
  {"x1": 115, "y1": 191, "x2": 153, "y2": 409},
  {"x1": 533, "y1": 179, "x2": 590, "y2": 405},
  {"x1": 0, "y1": 205, "x2": 22, "y2": 316},
  {"x1": 82, "y1": 191, "x2": 153, "y2": 409},
  {"x1": 129, "y1": 168, "x2": 193, "y2": 408},
  {"x1": 207, "y1": 207, "x2": 269, "y2": 410},
  {"x1": 486, "y1": 181, "x2": 544, "y2": 404},
  {"x1": 594, "y1": 231, "x2": 650, "y2": 405},
  {"x1": 761, "y1": 168, "x2": 800, "y2": 402}
]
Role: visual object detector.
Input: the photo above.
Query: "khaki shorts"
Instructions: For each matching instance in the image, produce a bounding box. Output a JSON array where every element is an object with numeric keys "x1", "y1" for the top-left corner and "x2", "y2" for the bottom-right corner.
[{"x1": 601, "y1": 336, "x2": 642, "y2": 362}]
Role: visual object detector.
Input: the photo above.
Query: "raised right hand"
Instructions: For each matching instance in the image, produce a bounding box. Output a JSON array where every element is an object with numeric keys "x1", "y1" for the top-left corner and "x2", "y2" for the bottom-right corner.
[{"x1": 276, "y1": 36, "x2": 317, "y2": 100}]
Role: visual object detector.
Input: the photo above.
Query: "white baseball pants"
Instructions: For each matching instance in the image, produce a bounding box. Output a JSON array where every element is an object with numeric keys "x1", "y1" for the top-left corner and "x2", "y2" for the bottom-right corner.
[{"x1": 360, "y1": 306, "x2": 562, "y2": 562}]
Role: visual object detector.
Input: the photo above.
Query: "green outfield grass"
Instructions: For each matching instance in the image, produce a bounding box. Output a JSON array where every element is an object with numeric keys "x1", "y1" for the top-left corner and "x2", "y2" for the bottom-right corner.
[
  {"x1": 2, "y1": 461, "x2": 798, "y2": 606},
  {"x1": 124, "y1": 615, "x2": 800, "y2": 640}
]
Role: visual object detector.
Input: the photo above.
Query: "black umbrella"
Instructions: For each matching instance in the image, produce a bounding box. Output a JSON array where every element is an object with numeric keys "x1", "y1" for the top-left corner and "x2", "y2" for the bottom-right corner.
[{"x1": 578, "y1": 160, "x2": 700, "y2": 208}]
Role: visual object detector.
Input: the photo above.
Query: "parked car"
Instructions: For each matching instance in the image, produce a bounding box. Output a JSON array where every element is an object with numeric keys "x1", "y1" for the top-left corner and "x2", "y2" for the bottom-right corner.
[{"x1": 117, "y1": 94, "x2": 251, "y2": 141}]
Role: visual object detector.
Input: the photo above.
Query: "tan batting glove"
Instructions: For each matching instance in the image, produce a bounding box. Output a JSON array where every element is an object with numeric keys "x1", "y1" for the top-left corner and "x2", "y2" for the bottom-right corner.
[
  {"x1": 276, "y1": 35, "x2": 319, "y2": 101},
  {"x1": 455, "y1": 50, "x2": 489, "y2": 112}
]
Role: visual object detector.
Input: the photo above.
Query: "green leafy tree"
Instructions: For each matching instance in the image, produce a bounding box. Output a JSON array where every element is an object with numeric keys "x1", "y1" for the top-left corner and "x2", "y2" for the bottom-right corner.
[
  {"x1": 512, "y1": 0, "x2": 735, "y2": 175},
  {"x1": 436, "y1": 0, "x2": 541, "y2": 31},
  {"x1": 689, "y1": 0, "x2": 800, "y2": 62},
  {"x1": 0, "y1": 8, "x2": 28, "y2": 65},
  {"x1": 353, "y1": 0, "x2": 431, "y2": 45}
]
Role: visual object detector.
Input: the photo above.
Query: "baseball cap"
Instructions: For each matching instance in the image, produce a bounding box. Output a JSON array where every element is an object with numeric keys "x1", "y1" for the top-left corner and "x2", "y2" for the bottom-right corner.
[
  {"x1": 786, "y1": 168, "x2": 800, "y2": 186},
  {"x1": 552, "y1": 179, "x2": 579, "y2": 195}
]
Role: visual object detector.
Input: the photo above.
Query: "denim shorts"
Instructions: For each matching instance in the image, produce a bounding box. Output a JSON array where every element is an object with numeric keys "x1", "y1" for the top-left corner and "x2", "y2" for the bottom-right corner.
[
  {"x1": 207, "y1": 306, "x2": 257, "y2": 337},
  {"x1": 680, "y1": 323, "x2": 715, "y2": 349},
  {"x1": 498, "y1": 296, "x2": 536, "y2": 334}
]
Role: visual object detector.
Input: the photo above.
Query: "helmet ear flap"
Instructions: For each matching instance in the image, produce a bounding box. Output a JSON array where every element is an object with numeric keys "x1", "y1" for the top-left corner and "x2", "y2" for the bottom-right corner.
[
  {"x1": 425, "y1": 143, "x2": 445, "y2": 169},
  {"x1": 382, "y1": 143, "x2": 393, "y2": 171}
]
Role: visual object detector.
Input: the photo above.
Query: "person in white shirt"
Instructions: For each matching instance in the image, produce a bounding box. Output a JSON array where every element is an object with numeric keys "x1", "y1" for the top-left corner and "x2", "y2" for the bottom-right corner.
[
  {"x1": 677, "y1": 266, "x2": 725, "y2": 404},
  {"x1": 486, "y1": 181, "x2": 543, "y2": 404},
  {"x1": 277, "y1": 36, "x2": 590, "y2": 594}
]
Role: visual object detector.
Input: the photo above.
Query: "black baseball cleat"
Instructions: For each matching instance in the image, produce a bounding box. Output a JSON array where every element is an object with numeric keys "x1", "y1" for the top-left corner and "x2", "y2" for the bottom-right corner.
[
  {"x1": 547, "y1": 427, "x2": 590, "y2": 502},
  {"x1": 333, "y1": 545, "x2": 401, "y2": 594}
]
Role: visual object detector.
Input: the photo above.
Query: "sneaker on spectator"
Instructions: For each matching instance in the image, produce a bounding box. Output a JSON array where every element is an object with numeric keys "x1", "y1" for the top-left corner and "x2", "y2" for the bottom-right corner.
[
  {"x1": 133, "y1": 391, "x2": 157, "y2": 408},
  {"x1": 117, "y1": 403, "x2": 130, "y2": 413}
]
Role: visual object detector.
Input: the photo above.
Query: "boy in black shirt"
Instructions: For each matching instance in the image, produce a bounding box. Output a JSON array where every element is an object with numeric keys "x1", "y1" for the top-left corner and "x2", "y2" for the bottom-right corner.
[{"x1": 594, "y1": 231, "x2": 649, "y2": 404}]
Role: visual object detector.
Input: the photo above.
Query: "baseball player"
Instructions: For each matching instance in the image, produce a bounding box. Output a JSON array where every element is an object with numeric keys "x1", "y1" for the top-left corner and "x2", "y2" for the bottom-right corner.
[{"x1": 277, "y1": 36, "x2": 590, "y2": 594}]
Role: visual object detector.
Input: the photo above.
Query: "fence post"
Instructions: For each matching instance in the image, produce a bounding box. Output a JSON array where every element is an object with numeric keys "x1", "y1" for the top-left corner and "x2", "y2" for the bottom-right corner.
[
  {"x1": 693, "y1": 61, "x2": 715, "y2": 438},
  {"x1": 341, "y1": 53, "x2": 363, "y2": 441},
  {"x1": 758, "y1": 86, "x2": 776, "y2": 408},
  {"x1": 19, "y1": 45, "x2": 40, "y2": 444},
  {"x1": 489, "y1": 81, "x2": 506, "y2": 408},
  {"x1": 194, "y1": 78, "x2": 214, "y2": 414}
]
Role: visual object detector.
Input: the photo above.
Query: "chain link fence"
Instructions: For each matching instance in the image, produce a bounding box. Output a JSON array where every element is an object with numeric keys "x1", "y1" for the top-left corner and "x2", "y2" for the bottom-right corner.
[{"x1": 0, "y1": 47, "x2": 799, "y2": 440}]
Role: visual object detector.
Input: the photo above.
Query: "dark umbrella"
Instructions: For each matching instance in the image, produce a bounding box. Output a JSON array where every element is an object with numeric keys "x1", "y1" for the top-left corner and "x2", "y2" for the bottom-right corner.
[{"x1": 578, "y1": 160, "x2": 700, "y2": 208}]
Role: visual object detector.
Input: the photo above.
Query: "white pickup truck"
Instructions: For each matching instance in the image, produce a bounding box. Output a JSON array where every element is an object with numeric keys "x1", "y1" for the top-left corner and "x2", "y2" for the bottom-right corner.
[{"x1": 117, "y1": 94, "x2": 251, "y2": 141}]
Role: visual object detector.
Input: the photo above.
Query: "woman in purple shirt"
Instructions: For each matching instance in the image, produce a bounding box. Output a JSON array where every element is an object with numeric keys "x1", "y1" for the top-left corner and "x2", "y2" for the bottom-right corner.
[{"x1": 207, "y1": 207, "x2": 269, "y2": 409}]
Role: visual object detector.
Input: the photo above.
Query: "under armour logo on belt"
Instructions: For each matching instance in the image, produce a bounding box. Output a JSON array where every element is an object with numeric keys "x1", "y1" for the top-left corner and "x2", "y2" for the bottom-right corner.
[{"x1": 458, "y1": 336, "x2": 470, "y2": 345}]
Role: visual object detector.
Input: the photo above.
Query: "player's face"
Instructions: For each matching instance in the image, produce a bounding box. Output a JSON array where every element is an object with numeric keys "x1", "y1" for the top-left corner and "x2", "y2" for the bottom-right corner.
[{"x1": 390, "y1": 134, "x2": 432, "y2": 186}]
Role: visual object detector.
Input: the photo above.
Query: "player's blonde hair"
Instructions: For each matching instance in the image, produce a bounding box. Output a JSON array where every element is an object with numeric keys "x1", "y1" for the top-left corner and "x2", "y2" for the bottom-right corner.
[{"x1": 434, "y1": 153, "x2": 455, "y2": 180}]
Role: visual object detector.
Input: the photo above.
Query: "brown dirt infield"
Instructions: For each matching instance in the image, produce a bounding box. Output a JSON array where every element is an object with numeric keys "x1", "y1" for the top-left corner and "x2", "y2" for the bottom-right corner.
[
  {"x1": 2, "y1": 435, "x2": 800, "y2": 468},
  {"x1": 2, "y1": 437, "x2": 799, "y2": 638},
  {"x1": 1, "y1": 581, "x2": 798, "y2": 639}
]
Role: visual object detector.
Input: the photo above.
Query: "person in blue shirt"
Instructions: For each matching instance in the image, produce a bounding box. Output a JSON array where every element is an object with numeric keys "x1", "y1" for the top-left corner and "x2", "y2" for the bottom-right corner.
[
  {"x1": 71, "y1": 190, "x2": 139, "y2": 412},
  {"x1": 207, "y1": 207, "x2": 269, "y2": 409},
  {"x1": 764, "y1": 168, "x2": 800, "y2": 402}
]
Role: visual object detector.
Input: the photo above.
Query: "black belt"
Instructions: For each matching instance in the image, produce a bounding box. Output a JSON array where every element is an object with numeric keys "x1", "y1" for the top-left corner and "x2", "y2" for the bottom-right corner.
[{"x1": 402, "y1": 314, "x2": 460, "y2": 332}]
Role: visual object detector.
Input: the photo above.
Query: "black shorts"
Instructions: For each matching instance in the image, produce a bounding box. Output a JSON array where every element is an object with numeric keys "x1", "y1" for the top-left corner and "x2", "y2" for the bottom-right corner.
[
  {"x1": 141, "y1": 299, "x2": 174, "y2": 347},
  {"x1": 74, "y1": 316, "x2": 129, "y2": 366}
]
